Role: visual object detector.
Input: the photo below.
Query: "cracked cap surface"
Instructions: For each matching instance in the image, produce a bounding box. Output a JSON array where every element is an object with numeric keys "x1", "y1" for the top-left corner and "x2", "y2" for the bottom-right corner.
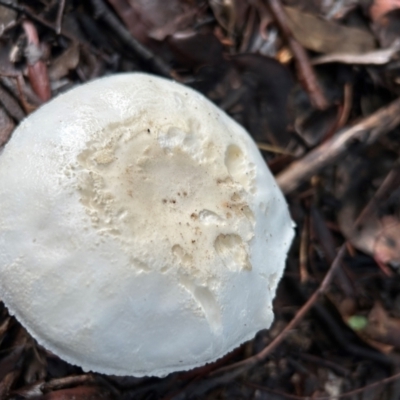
[{"x1": 0, "y1": 73, "x2": 294, "y2": 376}]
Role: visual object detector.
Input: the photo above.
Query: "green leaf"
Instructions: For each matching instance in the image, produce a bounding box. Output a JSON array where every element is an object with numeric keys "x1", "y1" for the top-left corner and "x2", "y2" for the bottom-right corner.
[{"x1": 347, "y1": 315, "x2": 368, "y2": 331}]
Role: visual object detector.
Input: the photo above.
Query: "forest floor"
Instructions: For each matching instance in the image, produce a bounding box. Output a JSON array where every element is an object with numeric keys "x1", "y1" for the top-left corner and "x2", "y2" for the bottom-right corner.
[{"x1": 1, "y1": 1, "x2": 400, "y2": 399}]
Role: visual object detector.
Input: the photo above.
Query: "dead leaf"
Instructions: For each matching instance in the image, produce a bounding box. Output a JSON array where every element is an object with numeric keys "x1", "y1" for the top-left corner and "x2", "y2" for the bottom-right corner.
[
  {"x1": 374, "y1": 215, "x2": 400, "y2": 266},
  {"x1": 362, "y1": 302, "x2": 400, "y2": 350},
  {"x1": 107, "y1": 0, "x2": 194, "y2": 43},
  {"x1": 284, "y1": 6, "x2": 376, "y2": 54},
  {"x1": 336, "y1": 154, "x2": 400, "y2": 268},
  {"x1": 49, "y1": 44, "x2": 80, "y2": 81},
  {"x1": 0, "y1": 107, "x2": 14, "y2": 147},
  {"x1": 209, "y1": 0, "x2": 237, "y2": 33},
  {"x1": 148, "y1": 9, "x2": 198, "y2": 41},
  {"x1": 370, "y1": 0, "x2": 400, "y2": 22},
  {"x1": 372, "y1": 9, "x2": 400, "y2": 47},
  {"x1": 312, "y1": 43, "x2": 400, "y2": 65},
  {"x1": 0, "y1": 5, "x2": 16, "y2": 36}
]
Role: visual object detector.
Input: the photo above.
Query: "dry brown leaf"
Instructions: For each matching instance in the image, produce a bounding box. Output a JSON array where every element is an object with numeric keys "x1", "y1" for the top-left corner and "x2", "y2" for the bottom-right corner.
[
  {"x1": 148, "y1": 9, "x2": 198, "y2": 41},
  {"x1": 363, "y1": 302, "x2": 400, "y2": 350},
  {"x1": 209, "y1": 0, "x2": 237, "y2": 33},
  {"x1": 107, "y1": 0, "x2": 194, "y2": 43},
  {"x1": 284, "y1": 6, "x2": 376, "y2": 54},
  {"x1": 336, "y1": 156, "x2": 400, "y2": 269},
  {"x1": 338, "y1": 204, "x2": 381, "y2": 259},
  {"x1": 372, "y1": 10, "x2": 400, "y2": 47},
  {"x1": 374, "y1": 215, "x2": 400, "y2": 266},
  {"x1": 370, "y1": 0, "x2": 400, "y2": 22},
  {"x1": 0, "y1": 370, "x2": 20, "y2": 400},
  {"x1": 312, "y1": 44, "x2": 400, "y2": 65},
  {"x1": 0, "y1": 5, "x2": 16, "y2": 35},
  {"x1": 339, "y1": 212, "x2": 400, "y2": 270},
  {"x1": 49, "y1": 44, "x2": 80, "y2": 81}
]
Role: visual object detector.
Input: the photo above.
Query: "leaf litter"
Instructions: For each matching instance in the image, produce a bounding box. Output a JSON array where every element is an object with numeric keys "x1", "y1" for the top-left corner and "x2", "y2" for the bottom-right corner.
[{"x1": 1, "y1": 0, "x2": 400, "y2": 399}]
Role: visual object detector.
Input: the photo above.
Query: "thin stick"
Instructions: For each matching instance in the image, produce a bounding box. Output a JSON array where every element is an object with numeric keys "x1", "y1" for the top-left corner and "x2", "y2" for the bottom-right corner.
[
  {"x1": 266, "y1": 0, "x2": 328, "y2": 110},
  {"x1": 277, "y1": 96, "x2": 400, "y2": 194},
  {"x1": 22, "y1": 20, "x2": 51, "y2": 101},
  {"x1": 299, "y1": 217, "x2": 309, "y2": 283},
  {"x1": 41, "y1": 374, "x2": 95, "y2": 392},
  {"x1": 211, "y1": 244, "x2": 347, "y2": 375},
  {"x1": 257, "y1": 142, "x2": 295, "y2": 155},
  {"x1": 55, "y1": 0, "x2": 66, "y2": 34},
  {"x1": 336, "y1": 83, "x2": 353, "y2": 130}
]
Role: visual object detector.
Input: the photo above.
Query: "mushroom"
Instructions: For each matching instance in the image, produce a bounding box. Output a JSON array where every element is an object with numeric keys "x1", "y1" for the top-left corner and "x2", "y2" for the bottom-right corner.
[{"x1": 0, "y1": 73, "x2": 294, "y2": 377}]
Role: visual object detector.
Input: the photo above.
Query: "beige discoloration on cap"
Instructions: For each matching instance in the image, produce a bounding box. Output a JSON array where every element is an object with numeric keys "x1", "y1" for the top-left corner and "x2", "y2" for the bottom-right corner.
[{"x1": 0, "y1": 73, "x2": 294, "y2": 377}]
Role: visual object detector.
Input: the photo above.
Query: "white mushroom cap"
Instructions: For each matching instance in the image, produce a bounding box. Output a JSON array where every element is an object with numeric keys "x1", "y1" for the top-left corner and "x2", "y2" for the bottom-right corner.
[{"x1": 0, "y1": 73, "x2": 294, "y2": 377}]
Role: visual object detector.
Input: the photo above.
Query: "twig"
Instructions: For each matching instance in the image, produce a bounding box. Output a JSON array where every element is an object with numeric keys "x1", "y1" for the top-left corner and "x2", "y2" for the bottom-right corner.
[
  {"x1": 0, "y1": 0, "x2": 56, "y2": 31},
  {"x1": 90, "y1": 0, "x2": 173, "y2": 78},
  {"x1": 336, "y1": 83, "x2": 353, "y2": 131},
  {"x1": 266, "y1": 0, "x2": 328, "y2": 110},
  {"x1": 55, "y1": 0, "x2": 66, "y2": 34},
  {"x1": 41, "y1": 374, "x2": 95, "y2": 392},
  {"x1": 299, "y1": 215, "x2": 309, "y2": 283},
  {"x1": 277, "y1": 96, "x2": 400, "y2": 194},
  {"x1": 240, "y1": 4, "x2": 256, "y2": 52},
  {"x1": 22, "y1": 20, "x2": 51, "y2": 101},
  {"x1": 320, "y1": 84, "x2": 353, "y2": 143},
  {"x1": 211, "y1": 244, "x2": 347, "y2": 375},
  {"x1": 257, "y1": 141, "x2": 295, "y2": 155}
]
